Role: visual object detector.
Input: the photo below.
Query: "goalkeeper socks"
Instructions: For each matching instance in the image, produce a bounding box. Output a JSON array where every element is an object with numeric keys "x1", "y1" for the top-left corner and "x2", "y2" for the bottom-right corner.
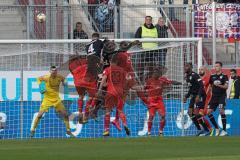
[
  {"x1": 190, "y1": 114, "x2": 201, "y2": 130},
  {"x1": 208, "y1": 114, "x2": 219, "y2": 129},
  {"x1": 221, "y1": 114, "x2": 227, "y2": 131},
  {"x1": 104, "y1": 113, "x2": 110, "y2": 131},
  {"x1": 160, "y1": 119, "x2": 166, "y2": 131},
  {"x1": 32, "y1": 116, "x2": 40, "y2": 131},
  {"x1": 197, "y1": 115, "x2": 209, "y2": 132},
  {"x1": 63, "y1": 117, "x2": 70, "y2": 131},
  {"x1": 78, "y1": 99, "x2": 83, "y2": 113}
]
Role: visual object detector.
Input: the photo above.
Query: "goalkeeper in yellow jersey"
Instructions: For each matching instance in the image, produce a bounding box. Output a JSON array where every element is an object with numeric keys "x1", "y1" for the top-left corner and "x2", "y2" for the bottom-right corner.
[{"x1": 30, "y1": 66, "x2": 74, "y2": 137}]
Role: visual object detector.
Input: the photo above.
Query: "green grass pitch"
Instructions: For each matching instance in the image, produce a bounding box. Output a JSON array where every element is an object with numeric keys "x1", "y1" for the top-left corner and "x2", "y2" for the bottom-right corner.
[{"x1": 0, "y1": 137, "x2": 240, "y2": 160}]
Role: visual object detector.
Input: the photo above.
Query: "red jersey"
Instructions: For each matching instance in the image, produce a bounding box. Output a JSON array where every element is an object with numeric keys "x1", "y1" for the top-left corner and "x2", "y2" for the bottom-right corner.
[
  {"x1": 201, "y1": 73, "x2": 211, "y2": 95},
  {"x1": 103, "y1": 65, "x2": 127, "y2": 97},
  {"x1": 71, "y1": 64, "x2": 97, "y2": 88},
  {"x1": 69, "y1": 57, "x2": 87, "y2": 74},
  {"x1": 117, "y1": 51, "x2": 134, "y2": 74},
  {"x1": 145, "y1": 76, "x2": 172, "y2": 98}
]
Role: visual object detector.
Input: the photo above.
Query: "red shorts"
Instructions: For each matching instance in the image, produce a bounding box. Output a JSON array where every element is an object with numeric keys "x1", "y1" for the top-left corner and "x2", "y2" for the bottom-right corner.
[
  {"x1": 105, "y1": 94, "x2": 123, "y2": 109},
  {"x1": 117, "y1": 96, "x2": 126, "y2": 111},
  {"x1": 148, "y1": 97, "x2": 165, "y2": 116},
  {"x1": 76, "y1": 85, "x2": 97, "y2": 98},
  {"x1": 72, "y1": 66, "x2": 97, "y2": 97}
]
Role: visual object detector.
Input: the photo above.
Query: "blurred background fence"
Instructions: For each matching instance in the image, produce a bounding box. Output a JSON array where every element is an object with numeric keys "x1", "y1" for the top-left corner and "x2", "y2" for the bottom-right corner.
[{"x1": 0, "y1": 0, "x2": 239, "y2": 67}]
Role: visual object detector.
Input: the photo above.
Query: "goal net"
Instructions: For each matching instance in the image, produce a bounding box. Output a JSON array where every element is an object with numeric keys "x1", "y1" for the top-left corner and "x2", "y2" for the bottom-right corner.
[{"x1": 0, "y1": 38, "x2": 203, "y2": 139}]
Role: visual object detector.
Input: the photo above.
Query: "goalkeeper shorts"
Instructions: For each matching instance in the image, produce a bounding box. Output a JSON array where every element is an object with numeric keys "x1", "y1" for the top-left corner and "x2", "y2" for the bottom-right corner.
[{"x1": 40, "y1": 99, "x2": 65, "y2": 112}]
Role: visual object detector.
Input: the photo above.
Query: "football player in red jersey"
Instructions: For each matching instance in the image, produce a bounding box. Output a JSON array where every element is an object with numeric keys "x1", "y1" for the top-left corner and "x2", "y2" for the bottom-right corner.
[
  {"x1": 69, "y1": 55, "x2": 100, "y2": 124},
  {"x1": 111, "y1": 41, "x2": 139, "y2": 131},
  {"x1": 98, "y1": 54, "x2": 128, "y2": 136},
  {"x1": 142, "y1": 67, "x2": 181, "y2": 136},
  {"x1": 199, "y1": 66, "x2": 213, "y2": 135}
]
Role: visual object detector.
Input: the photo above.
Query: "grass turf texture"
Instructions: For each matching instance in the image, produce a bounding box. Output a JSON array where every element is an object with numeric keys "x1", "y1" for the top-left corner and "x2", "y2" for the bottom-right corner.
[{"x1": 0, "y1": 137, "x2": 240, "y2": 160}]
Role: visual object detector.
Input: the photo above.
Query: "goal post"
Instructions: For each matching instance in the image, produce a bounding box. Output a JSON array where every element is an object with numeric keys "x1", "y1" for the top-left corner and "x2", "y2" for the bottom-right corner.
[{"x1": 0, "y1": 38, "x2": 203, "y2": 139}]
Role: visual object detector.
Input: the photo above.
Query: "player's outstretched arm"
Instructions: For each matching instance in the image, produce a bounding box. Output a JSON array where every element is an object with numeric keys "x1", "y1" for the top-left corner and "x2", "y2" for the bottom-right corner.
[{"x1": 171, "y1": 80, "x2": 182, "y2": 85}]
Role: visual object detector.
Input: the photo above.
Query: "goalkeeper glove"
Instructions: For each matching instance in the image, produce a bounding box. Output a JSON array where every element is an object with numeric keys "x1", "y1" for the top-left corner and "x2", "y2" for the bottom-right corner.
[{"x1": 39, "y1": 81, "x2": 46, "y2": 94}]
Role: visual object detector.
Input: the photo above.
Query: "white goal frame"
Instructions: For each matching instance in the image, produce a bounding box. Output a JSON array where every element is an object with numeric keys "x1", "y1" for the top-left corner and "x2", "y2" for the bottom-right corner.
[{"x1": 0, "y1": 38, "x2": 203, "y2": 69}]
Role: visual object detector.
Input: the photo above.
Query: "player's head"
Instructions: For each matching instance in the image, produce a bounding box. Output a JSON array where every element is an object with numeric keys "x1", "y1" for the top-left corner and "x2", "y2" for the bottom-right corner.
[
  {"x1": 119, "y1": 41, "x2": 129, "y2": 52},
  {"x1": 92, "y1": 32, "x2": 100, "y2": 40},
  {"x1": 110, "y1": 53, "x2": 119, "y2": 65},
  {"x1": 103, "y1": 40, "x2": 116, "y2": 54},
  {"x1": 230, "y1": 69, "x2": 237, "y2": 79},
  {"x1": 152, "y1": 67, "x2": 161, "y2": 79},
  {"x1": 199, "y1": 66, "x2": 207, "y2": 76},
  {"x1": 145, "y1": 16, "x2": 153, "y2": 26},
  {"x1": 214, "y1": 61, "x2": 222, "y2": 73},
  {"x1": 75, "y1": 22, "x2": 82, "y2": 31},
  {"x1": 50, "y1": 66, "x2": 57, "y2": 77},
  {"x1": 158, "y1": 17, "x2": 165, "y2": 26},
  {"x1": 87, "y1": 55, "x2": 101, "y2": 78},
  {"x1": 184, "y1": 63, "x2": 193, "y2": 73}
]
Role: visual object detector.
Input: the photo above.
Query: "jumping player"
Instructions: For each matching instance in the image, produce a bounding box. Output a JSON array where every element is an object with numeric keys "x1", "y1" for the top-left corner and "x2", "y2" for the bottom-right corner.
[
  {"x1": 97, "y1": 54, "x2": 127, "y2": 136},
  {"x1": 69, "y1": 33, "x2": 103, "y2": 124},
  {"x1": 110, "y1": 41, "x2": 140, "y2": 132}
]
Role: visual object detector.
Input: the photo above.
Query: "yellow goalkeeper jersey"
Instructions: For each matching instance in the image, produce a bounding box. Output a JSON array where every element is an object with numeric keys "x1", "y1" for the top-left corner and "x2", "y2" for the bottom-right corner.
[{"x1": 37, "y1": 74, "x2": 64, "y2": 104}]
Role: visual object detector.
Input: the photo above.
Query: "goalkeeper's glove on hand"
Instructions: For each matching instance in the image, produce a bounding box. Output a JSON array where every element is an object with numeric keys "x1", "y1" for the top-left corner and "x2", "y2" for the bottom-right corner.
[{"x1": 39, "y1": 82, "x2": 46, "y2": 94}]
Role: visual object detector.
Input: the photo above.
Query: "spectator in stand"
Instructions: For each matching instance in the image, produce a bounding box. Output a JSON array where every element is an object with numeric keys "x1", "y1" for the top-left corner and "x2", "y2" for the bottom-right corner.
[
  {"x1": 95, "y1": 0, "x2": 109, "y2": 32},
  {"x1": 73, "y1": 22, "x2": 88, "y2": 54},
  {"x1": 156, "y1": 17, "x2": 168, "y2": 38},
  {"x1": 73, "y1": 22, "x2": 88, "y2": 39},
  {"x1": 155, "y1": 17, "x2": 168, "y2": 67},
  {"x1": 229, "y1": 69, "x2": 240, "y2": 99},
  {"x1": 135, "y1": 16, "x2": 166, "y2": 81}
]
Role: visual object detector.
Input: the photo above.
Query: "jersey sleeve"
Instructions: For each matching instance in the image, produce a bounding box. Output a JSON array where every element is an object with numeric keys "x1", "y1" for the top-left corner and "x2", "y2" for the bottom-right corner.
[
  {"x1": 160, "y1": 77, "x2": 172, "y2": 85},
  {"x1": 223, "y1": 75, "x2": 229, "y2": 85},
  {"x1": 209, "y1": 75, "x2": 213, "y2": 85},
  {"x1": 193, "y1": 73, "x2": 205, "y2": 96},
  {"x1": 103, "y1": 68, "x2": 109, "y2": 77}
]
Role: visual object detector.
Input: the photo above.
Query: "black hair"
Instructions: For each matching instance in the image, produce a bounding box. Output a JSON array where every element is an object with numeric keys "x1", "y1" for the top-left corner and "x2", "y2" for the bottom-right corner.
[
  {"x1": 145, "y1": 16, "x2": 152, "y2": 19},
  {"x1": 111, "y1": 53, "x2": 119, "y2": 64},
  {"x1": 86, "y1": 55, "x2": 101, "y2": 79},
  {"x1": 215, "y1": 61, "x2": 223, "y2": 67},
  {"x1": 50, "y1": 66, "x2": 57, "y2": 70},
  {"x1": 92, "y1": 32, "x2": 100, "y2": 38},
  {"x1": 76, "y1": 22, "x2": 82, "y2": 26},
  {"x1": 185, "y1": 62, "x2": 193, "y2": 68},
  {"x1": 230, "y1": 68, "x2": 237, "y2": 73}
]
